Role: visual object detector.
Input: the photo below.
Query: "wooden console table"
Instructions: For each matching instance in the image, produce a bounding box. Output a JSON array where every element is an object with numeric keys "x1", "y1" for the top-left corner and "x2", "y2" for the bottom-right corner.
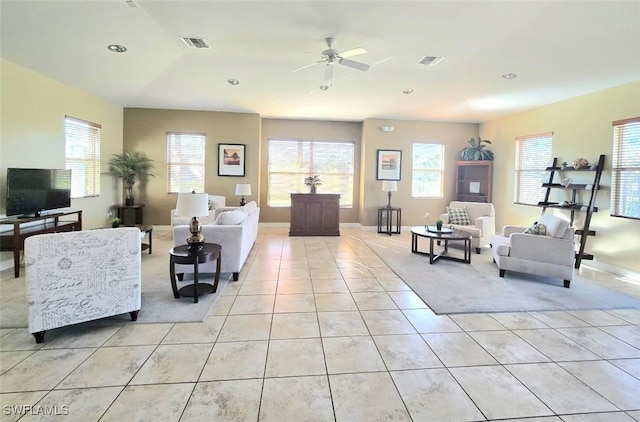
[
  {"x1": 0, "y1": 210, "x2": 82, "y2": 277},
  {"x1": 289, "y1": 193, "x2": 340, "y2": 236},
  {"x1": 113, "y1": 203, "x2": 144, "y2": 225}
]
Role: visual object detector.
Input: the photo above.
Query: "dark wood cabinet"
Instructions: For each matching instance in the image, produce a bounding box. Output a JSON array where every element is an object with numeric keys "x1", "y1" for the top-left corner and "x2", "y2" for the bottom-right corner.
[
  {"x1": 456, "y1": 161, "x2": 492, "y2": 203},
  {"x1": 289, "y1": 193, "x2": 340, "y2": 236}
]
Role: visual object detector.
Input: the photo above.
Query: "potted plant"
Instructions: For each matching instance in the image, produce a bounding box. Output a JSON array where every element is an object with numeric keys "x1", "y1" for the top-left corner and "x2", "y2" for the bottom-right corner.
[
  {"x1": 108, "y1": 151, "x2": 155, "y2": 205},
  {"x1": 435, "y1": 218, "x2": 444, "y2": 231},
  {"x1": 460, "y1": 137, "x2": 494, "y2": 161},
  {"x1": 304, "y1": 175, "x2": 322, "y2": 193},
  {"x1": 110, "y1": 217, "x2": 121, "y2": 228}
]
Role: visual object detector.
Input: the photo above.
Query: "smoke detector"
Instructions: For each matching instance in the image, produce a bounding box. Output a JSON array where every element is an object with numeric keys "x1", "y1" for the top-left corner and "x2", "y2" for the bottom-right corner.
[{"x1": 180, "y1": 37, "x2": 210, "y2": 49}]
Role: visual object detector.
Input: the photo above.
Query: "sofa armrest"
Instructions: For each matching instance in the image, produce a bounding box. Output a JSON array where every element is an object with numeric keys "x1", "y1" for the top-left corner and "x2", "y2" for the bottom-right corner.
[
  {"x1": 509, "y1": 233, "x2": 575, "y2": 266},
  {"x1": 475, "y1": 215, "x2": 495, "y2": 236},
  {"x1": 502, "y1": 225, "x2": 527, "y2": 237}
]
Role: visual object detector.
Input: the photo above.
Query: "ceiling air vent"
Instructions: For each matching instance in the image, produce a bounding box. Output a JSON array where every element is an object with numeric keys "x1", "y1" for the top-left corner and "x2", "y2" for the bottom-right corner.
[
  {"x1": 180, "y1": 37, "x2": 210, "y2": 49},
  {"x1": 417, "y1": 56, "x2": 444, "y2": 66}
]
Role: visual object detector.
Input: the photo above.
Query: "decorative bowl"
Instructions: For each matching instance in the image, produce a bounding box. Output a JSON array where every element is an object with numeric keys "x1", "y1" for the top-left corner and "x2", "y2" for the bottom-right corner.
[{"x1": 573, "y1": 158, "x2": 589, "y2": 169}]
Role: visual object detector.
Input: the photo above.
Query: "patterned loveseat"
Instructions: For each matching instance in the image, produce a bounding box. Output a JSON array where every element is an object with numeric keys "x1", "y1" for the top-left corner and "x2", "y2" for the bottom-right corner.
[{"x1": 439, "y1": 201, "x2": 495, "y2": 253}]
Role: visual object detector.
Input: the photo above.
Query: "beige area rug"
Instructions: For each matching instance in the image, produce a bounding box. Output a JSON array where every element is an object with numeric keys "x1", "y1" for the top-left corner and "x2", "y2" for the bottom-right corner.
[
  {"x1": 0, "y1": 227, "x2": 229, "y2": 328},
  {"x1": 365, "y1": 233, "x2": 640, "y2": 315}
]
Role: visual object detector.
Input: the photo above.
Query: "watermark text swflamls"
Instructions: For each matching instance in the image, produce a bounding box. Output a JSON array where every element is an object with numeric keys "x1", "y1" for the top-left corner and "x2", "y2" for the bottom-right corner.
[{"x1": 4, "y1": 405, "x2": 69, "y2": 416}]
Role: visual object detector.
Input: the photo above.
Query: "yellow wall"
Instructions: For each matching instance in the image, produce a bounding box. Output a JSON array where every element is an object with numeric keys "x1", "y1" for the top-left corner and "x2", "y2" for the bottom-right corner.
[
  {"x1": 123, "y1": 108, "x2": 261, "y2": 225},
  {"x1": 481, "y1": 80, "x2": 640, "y2": 273},
  {"x1": 0, "y1": 59, "x2": 123, "y2": 228}
]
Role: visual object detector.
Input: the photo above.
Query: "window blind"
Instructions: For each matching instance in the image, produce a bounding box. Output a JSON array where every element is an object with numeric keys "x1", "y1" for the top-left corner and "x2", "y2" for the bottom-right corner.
[
  {"x1": 268, "y1": 139, "x2": 355, "y2": 207},
  {"x1": 412, "y1": 143, "x2": 444, "y2": 197},
  {"x1": 611, "y1": 117, "x2": 640, "y2": 219},
  {"x1": 514, "y1": 132, "x2": 553, "y2": 205},
  {"x1": 167, "y1": 132, "x2": 206, "y2": 193},
  {"x1": 65, "y1": 116, "x2": 101, "y2": 198}
]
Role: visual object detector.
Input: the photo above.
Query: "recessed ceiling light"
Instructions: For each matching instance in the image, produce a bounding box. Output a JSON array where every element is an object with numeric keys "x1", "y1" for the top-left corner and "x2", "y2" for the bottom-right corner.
[
  {"x1": 227, "y1": 79, "x2": 239, "y2": 85},
  {"x1": 502, "y1": 73, "x2": 517, "y2": 79},
  {"x1": 403, "y1": 89, "x2": 414, "y2": 95},
  {"x1": 319, "y1": 85, "x2": 330, "y2": 91},
  {"x1": 107, "y1": 44, "x2": 127, "y2": 53}
]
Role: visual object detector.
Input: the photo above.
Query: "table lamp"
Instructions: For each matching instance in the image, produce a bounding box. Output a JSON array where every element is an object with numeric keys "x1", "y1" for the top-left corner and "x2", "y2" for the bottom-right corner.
[
  {"x1": 175, "y1": 192, "x2": 209, "y2": 252},
  {"x1": 235, "y1": 183, "x2": 251, "y2": 206},
  {"x1": 381, "y1": 180, "x2": 397, "y2": 208}
]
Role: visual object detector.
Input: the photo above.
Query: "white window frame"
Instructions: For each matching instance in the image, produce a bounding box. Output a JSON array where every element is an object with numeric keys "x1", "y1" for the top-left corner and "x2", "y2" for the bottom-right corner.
[
  {"x1": 65, "y1": 116, "x2": 101, "y2": 198},
  {"x1": 267, "y1": 139, "x2": 355, "y2": 207},
  {"x1": 514, "y1": 132, "x2": 553, "y2": 206},
  {"x1": 166, "y1": 132, "x2": 206, "y2": 194},
  {"x1": 611, "y1": 117, "x2": 640, "y2": 219},
  {"x1": 411, "y1": 143, "x2": 444, "y2": 198}
]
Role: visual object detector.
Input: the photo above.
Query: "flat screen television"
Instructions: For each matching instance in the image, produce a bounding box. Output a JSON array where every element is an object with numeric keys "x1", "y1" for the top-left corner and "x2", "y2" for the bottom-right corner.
[{"x1": 6, "y1": 168, "x2": 72, "y2": 217}]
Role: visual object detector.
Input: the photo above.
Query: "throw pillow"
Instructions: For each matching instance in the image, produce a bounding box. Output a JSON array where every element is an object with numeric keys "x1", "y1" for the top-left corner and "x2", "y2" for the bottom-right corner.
[
  {"x1": 447, "y1": 206, "x2": 472, "y2": 225},
  {"x1": 524, "y1": 223, "x2": 547, "y2": 235},
  {"x1": 215, "y1": 210, "x2": 247, "y2": 225}
]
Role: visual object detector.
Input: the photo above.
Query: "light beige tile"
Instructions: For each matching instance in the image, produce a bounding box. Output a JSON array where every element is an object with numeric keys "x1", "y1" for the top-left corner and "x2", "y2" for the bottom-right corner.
[
  {"x1": 373, "y1": 334, "x2": 442, "y2": 370},
  {"x1": 607, "y1": 310, "x2": 640, "y2": 325},
  {"x1": 343, "y1": 277, "x2": 384, "y2": 292},
  {"x1": 265, "y1": 338, "x2": 325, "y2": 377},
  {"x1": 309, "y1": 267, "x2": 343, "y2": 279},
  {"x1": 402, "y1": 309, "x2": 462, "y2": 333},
  {"x1": 229, "y1": 294, "x2": 275, "y2": 315},
  {"x1": 99, "y1": 383, "x2": 194, "y2": 422},
  {"x1": 387, "y1": 291, "x2": 428, "y2": 309},
  {"x1": 490, "y1": 312, "x2": 550, "y2": 329},
  {"x1": 422, "y1": 332, "x2": 498, "y2": 367},
  {"x1": 330, "y1": 372, "x2": 411, "y2": 421},
  {"x1": 317, "y1": 311, "x2": 369, "y2": 337},
  {"x1": 131, "y1": 343, "x2": 212, "y2": 384},
  {"x1": 322, "y1": 336, "x2": 386, "y2": 374},
  {"x1": 626, "y1": 411, "x2": 640, "y2": 421},
  {"x1": 278, "y1": 268, "x2": 310, "y2": 280},
  {"x1": 610, "y1": 358, "x2": 640, "y2": 379},
  {"x1": 0, "y1": 349, "x2": 95, "y2": 393},
  {"x1": 568, "y1": 310, "x2": 632, "y2": 326},
  {"x1": 469, "y1": 331, "x2": 551, "y2": 364},
  {"x1": 360, "y1": 310, "x2": 417, "y2": 335},
  {"x1": 528, "y1": 311, "x2": 592, "y2": 328},
  {"x1": 200, "y1": 340, "x2": 268, "y2": 381},
  {"x1": 506, "y1": 362, "x2": 618, "y2": 413},
  {"x1": 217, "y1": 314, "x2": 272, "y2": 342},
  {"x1": 450, "y1": 365, "x2": 553, "y2": 420},
  {"x1": 450, "y1": 313, "x2": 506, "y2": 331},
  {"x1": 208, "y1": 295, "x2": 235, "y2": 316},
  {"x1": 335, "y1": 258, "x2": 366, "y2": 268},
  {"x1": 162, "y1": 316, "x2": 225, "y2": 344},
  {"x1": 352, "y1": 292, "x2": 397, "y2": 310},
  {"x1": 0, "y1": 329, "x2": 16, "y2": 339},
  {"x1": 600, "y1": 325, "x2": 640, "y2": 348},
  {"x1": 273, "y1": 294, "x2": 316, "y2": 313},
  {"x1": 180, "y1": 379, "x2": 262, "y2": 422},
  {"x1": 270, "y1": 312, "x2": 320, "y2": 339},
  {"x1": 40, "y1": 325, "x2": 122, "y2": 349},
  {"x1": 243, "y1": 267, "x2": 279, "y2": 281},
  {"x1": 375, "y1": 276, "x2": 411, "y2": 291},
  {"x1": 278, "y1": 259, "x2": 309, "y2": 269},
  {"x1": 514, "y1": 329, "x2": 600, "y2": 361},
  {"x1": 276, "y1": 279, "x2": 313, "y2": 294},
  {"x1": 0, "y1": 391, "x2": 49, "y2": 422},
  {"x1": 310, "y1": 278, "x2": 349, "y2": 293},
  {"x1": 340, "y1": 267, "x2": 374, "y2": 280},
  {"x1": 561, "y1": 413, "x2": 637, "y2": 422},
  {"x1": 238, "y1": 280, "x2": 278, "y2": 295},
  {"x1": 314, "y1": 293, "x2": 357, "y2": 312},
  {"x1": 557, "y1": 327, "x2": 640, "y2": 359},
  {"x1": 0, "y1": 351, "x2": 33, "y2": 375},
  {"x1": 0, "y1": 329, "x2": 45, "y2": 352},
  {"x1": 58, "y1": 345, "x2": 154, "y2": 389},
  {"x1": 103, "y1": 323, "x2": 173, "y2": 346},
  {"x1": 259, "y1": 376, "x2": 334, "y2": 422},
  {"x1": 25, "y1": 386, "x2": 123, "y2": 422},
  {"x1": 559, "y1": 360, "x2": 640, "y2": 410},
  {"x1": 391, "y1": 368, "x2": 485, "y2": 421}
]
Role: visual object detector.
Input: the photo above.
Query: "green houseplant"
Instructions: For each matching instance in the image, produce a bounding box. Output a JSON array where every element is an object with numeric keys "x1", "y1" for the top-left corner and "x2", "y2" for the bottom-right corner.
[
  {"x1": 304, "y1": 175, "x2": 322, "y2": 193},
  {"x1": 435, "y1": 218, "x2": 444, "y2": 231},
  {"x1": 108, "y1": 151, "x2": 155, "y2": 205},
  {"x1": 460, "y1": 137, "x2": 494, "y2": 161}
]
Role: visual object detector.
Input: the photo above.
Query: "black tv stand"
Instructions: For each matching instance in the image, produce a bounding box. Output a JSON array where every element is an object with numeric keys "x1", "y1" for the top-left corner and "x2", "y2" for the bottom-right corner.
[{"x1": 0, "y1": 210, "x2": 82, "y2": 277}]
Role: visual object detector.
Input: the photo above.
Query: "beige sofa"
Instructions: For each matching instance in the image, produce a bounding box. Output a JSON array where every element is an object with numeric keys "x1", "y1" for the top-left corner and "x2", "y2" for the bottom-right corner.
[
  {"x1": 491, "y1": 213, "x2": 575, "y2": 288},
  {"x1": 439, "y1": 201, "x2": 495, "y2": 253},
  {"x1": 172, "y1": 201, "x2": 259, "y2": 281}
]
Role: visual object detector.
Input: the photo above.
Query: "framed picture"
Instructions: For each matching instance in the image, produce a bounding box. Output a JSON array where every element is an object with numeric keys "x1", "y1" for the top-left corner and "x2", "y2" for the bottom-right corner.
[
  {"x1": 218, "y1": 143, "x2": 246, "y2": 177},
  {"x1": 376, "y1": 149, "x2": 402, "y2": 180},
  {"x1": 469, "y1": 182, "x2": 480, "y2": 194}
]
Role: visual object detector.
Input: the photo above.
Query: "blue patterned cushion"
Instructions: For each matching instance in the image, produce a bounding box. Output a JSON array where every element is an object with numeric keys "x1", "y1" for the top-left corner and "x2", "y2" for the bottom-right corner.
[
  {"x1": 447, "y1": 206, "x2": 472, "y2": 225},
  {"x1": 524, "y1": 223, "x2": 547, "y2": 235}
]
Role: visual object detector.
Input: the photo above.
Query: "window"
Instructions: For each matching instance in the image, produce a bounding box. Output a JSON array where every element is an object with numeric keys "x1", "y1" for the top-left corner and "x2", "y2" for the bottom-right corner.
[
  {"x1": 167, "y1": 132, "x2": 206, "y2": 193},
  {"x1": 65, "y1": 116, "x2": 101, "y2": 198},
  {"x1": 611, "y1": 117, "x2": 640, "y2": 219},
  {"x1": 412, "y1": 143, "x2": 444, "y2": 197},
  {"x1": 268, "y1": 139, "x2": 355, "y2": 207},
  {"x1": 514, "y1": 132, "x2": 553, "y2": 205}
]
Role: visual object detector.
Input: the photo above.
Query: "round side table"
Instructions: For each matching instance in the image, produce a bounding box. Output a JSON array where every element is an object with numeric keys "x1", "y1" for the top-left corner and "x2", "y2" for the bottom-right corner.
[{"x1": 169, "y1": 243, "x2": 221, "y2": 303}]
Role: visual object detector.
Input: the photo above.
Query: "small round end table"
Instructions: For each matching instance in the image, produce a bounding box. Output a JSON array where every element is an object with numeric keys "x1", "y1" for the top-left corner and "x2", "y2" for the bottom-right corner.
[{"x1": 169, "y1": 243, "x2": 222, "y2": 303}]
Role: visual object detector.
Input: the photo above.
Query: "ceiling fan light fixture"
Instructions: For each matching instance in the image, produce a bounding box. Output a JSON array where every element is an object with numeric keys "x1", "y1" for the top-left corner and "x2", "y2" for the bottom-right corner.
[
  {"x1": 418, "y1": 56, "x2": 444, "y2": 66},
  {"x1": 107, "y1": 44, "x2": 127, "y2": 53},
  {"x1": 502, "y1": 73, "x2": 517, "y2": 79},
  {"x1": 227, "y1": 78, "x2": 239, "y2": 86}
]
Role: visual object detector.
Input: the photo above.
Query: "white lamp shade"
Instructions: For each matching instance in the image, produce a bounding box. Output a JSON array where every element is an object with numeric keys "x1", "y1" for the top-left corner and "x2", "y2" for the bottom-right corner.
[
  {"x1": 175, "y1": 192, "x2": 209, "y2": 217},
  {"x1": 381, "y1": 181, "x2": 398, "y2": 192},
  {"x1": 235, "y1": 183, "x2": 252, "y2": 196}
]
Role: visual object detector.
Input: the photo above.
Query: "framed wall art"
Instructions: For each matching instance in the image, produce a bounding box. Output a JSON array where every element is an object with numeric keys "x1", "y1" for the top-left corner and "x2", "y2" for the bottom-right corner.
[
  {"x1": 376, "y1": 149, "x2": 402, "y2": 181},
  {"x1": 218, "y1": 143, "x2": 246, "y2": 177}
]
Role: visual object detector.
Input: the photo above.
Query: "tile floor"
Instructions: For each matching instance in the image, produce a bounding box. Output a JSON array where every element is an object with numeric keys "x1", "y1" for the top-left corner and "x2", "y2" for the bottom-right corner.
[{"x1": 1, "y1": 226, "x2": 640, "y2": 421}]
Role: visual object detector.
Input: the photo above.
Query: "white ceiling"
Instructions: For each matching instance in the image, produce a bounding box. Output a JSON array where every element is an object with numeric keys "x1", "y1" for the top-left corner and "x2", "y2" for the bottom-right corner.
[{"x1": 1, "y1": 0, "x2": 639, "y2": 123}]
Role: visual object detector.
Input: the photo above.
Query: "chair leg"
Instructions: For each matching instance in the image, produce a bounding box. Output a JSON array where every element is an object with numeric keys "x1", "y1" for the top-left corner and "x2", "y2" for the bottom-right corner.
[
  {"x1": 129, "y1": 310, "x2": 139, "y2": 321},
  {"x1": 499, "y1": 269, "x2": 505, "y2": 277},
  {"x1": 563, "y1": 280, "x2": 571, "y2": 288},
  {"x1": 476, "y1": 247, "x2": 481, "y2": 254},
  {"x1": 177, "y1": 273, "x2": 184, "y2": 281},
  {"x1": 32, "y1": 331, "x2": 45, "y2": 344},
  {"x1": 233, "y1": 272, "x2": 239, "y2": 281}
]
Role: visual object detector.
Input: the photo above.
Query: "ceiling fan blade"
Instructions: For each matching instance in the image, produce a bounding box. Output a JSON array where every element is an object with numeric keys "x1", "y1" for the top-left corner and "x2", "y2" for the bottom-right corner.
[
  {"x1": 339, "y1": 47, "x2": 367, "y2": 58},
  {"x1": 324, "y1": 64, "x2": 333, "y2": 82},
  {"x1": 339, "y1": 58, "x2": 370, "y2": 71},
  {"x1": 291, "y1": 61, "x2": 321, "y2": 73}
]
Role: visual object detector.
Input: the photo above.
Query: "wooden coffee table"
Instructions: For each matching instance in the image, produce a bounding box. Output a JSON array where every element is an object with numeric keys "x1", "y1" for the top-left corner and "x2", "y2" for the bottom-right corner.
[{"x1": 410, "y1": 226, "x2": 472, "y2": 264}]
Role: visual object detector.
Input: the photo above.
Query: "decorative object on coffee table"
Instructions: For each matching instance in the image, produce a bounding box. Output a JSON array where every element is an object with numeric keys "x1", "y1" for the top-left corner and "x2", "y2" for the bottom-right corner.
[{"x1": 435, "y1": 218, "x2": 443, "y2": 231}]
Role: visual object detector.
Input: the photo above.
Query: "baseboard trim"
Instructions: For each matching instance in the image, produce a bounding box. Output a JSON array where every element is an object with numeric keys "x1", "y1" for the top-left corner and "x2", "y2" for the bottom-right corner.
[{"x1": 583, "y1": 260, "x2": 640, "y2": 282}]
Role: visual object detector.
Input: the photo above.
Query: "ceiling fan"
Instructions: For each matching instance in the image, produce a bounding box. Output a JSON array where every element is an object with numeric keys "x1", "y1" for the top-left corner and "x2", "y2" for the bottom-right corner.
[{"x1": 292, "y1": 37, "x2": 370, "y2": 86}]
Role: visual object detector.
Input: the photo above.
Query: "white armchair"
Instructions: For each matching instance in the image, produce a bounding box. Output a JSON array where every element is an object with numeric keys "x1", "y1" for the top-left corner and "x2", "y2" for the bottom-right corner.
[
  {"x1": 24, "y1": 227, "x2": 142, "y2": 343},
  {"x1": 491, "y1": 213, "x2": 575, "y2": 288},
  {"x1": 439, "y1": 201, "x2": 495, "y2": 253}
]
